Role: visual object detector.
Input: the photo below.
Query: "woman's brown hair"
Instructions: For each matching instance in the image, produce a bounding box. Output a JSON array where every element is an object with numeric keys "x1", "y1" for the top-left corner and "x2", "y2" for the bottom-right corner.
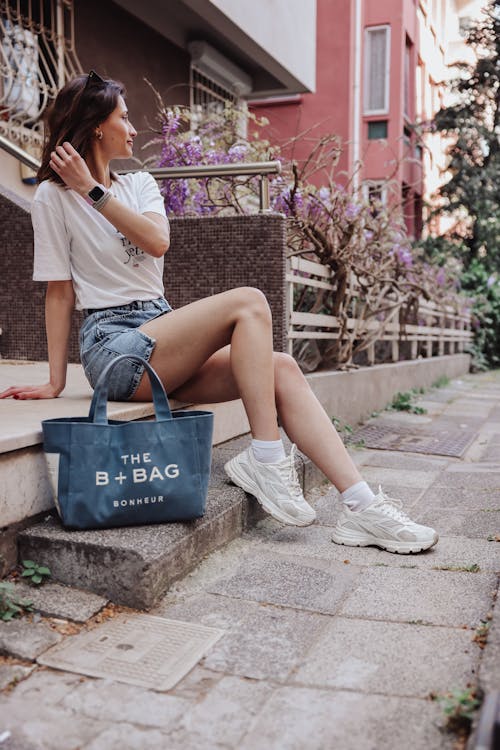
[{"x1": 37, "y1": 73, "x2": 125, "y2": 184}]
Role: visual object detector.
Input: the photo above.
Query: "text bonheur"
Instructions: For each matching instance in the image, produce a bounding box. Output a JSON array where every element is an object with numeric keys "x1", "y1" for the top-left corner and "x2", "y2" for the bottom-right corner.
[{"x1": 95, "y1": 452, "x2": 180, "y2": 486}]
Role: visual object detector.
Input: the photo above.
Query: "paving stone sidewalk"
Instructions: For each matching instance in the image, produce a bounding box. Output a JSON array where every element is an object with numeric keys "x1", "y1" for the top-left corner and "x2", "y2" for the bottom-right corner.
[{"x1": 0, "y1": 371, "x2": 499, "y2": 750}]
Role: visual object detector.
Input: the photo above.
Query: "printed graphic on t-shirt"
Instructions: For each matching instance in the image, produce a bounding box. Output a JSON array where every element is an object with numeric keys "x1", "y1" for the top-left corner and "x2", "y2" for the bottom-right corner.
[{"x1": 118, "y1": 233, "x2": 145, "y2": 268}]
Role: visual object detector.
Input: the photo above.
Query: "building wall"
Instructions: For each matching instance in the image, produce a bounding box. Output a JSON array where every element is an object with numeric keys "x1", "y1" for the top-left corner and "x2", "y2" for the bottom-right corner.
[
  {"x1": 74, "y1": 0, "x2": 191, "y2": 163},
  {"x1": 250, "y1": 0, "x2": 353, "y2": 181},
  {"x1": 207, "y1": 0, "x2": 317, "y2": 92},
  {"x1": 251, "y1": 0, "x2": 475, "y2": 240}
]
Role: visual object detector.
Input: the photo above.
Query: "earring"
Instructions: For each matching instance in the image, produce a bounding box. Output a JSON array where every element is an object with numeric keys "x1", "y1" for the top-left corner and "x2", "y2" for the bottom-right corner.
[{"x1": 96, "y1": 130, "x2": 103, "y2": 140}]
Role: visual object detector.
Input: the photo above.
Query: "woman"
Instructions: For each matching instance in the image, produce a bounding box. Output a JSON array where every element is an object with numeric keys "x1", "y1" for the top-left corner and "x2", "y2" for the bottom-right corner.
[{"x1": 0, "y1": 71, "x2": 438, "y2": 553}]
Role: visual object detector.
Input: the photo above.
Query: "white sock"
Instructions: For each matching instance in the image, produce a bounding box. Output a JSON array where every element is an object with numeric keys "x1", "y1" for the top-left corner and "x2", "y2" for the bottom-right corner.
[
  {"x1": 251, "y1": 438, "x2": 286, "y2": 464},
  {"x1": 341, "y1": 481, "x2": 375, "y2": 512}
]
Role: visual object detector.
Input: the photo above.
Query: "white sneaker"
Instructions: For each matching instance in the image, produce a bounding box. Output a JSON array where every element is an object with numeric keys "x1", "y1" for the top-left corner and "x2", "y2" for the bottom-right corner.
[
  {"x1": 224, "y1": 444, "x2": 316, "y2": 527},
  {"x1": 331, "y1": 486, "x2": 438, "y2": 554}
]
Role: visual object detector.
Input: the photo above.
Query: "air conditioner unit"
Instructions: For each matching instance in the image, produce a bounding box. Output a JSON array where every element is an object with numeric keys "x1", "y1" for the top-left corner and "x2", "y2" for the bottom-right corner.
[{"x1": 188, "y1": 41, "x2": 252, "y2": 97}]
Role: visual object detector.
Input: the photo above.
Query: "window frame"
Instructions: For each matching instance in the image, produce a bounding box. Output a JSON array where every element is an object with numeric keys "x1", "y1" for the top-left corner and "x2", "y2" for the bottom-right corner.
[
  {"x1": 363, "y1": 24, "x2": 391, "y2": 116},
  {"x1": 362, "y1": 180, "x2": 388, "y2": 207}
]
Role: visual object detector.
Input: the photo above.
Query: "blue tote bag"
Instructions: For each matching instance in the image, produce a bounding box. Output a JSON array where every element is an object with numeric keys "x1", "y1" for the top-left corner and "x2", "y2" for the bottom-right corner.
[{"x1": 42, "y1": 355, "x2": 214, "y2": 530}]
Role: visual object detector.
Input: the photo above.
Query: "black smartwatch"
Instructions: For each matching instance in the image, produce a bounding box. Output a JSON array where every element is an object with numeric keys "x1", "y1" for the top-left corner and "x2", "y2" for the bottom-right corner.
[{"x1": 87, "y1": 184, "x2": 106, "y2": 203}]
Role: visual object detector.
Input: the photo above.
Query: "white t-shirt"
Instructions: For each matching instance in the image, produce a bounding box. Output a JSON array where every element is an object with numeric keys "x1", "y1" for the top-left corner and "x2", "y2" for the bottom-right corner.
[{"x1": 32, "y1": 171, "x2": 168, "y2": 310}]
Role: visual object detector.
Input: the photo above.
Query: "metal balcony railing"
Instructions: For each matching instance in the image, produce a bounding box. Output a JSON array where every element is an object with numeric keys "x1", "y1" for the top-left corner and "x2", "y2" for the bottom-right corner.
[
  {"x1": 0, "y1": 134, "x2": 281, "y2": 211},
  {"x1": 143, "y1": 162, "x2": 281, "y2": 212},
  {"x1": 0, "y1": 1, "x2": 82, "y2": 147},
  {"x1": 0, "y1": 131, "x2": 40, "y2": 169}
]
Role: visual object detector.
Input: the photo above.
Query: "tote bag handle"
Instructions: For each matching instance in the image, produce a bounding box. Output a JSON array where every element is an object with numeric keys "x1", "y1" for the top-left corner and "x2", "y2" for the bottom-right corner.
[{"x1": 88, "y1": 354, "x2": 173, "y2": 425}]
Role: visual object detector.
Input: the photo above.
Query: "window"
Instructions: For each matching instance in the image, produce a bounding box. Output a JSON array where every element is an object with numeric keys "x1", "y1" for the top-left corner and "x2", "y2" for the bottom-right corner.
[
  {"x1": 364, "y1": 25, "x2": 390, "y2": 115},
  {"x1": 414, "y1": 193, "x2": 423, "y2": 239},
  {"x1": 367, "y1": 120, "x2": 388, "y2": 139},
  {"x1": 190, "y1": 66, "x2": 238, "y2": 117},
  {"x1": 189, "y1": 65, "x2": 247, "y2": 138},
  {"x1": 416, "y1": 60, "x2": 424, "y2": 119},
  {"x1": 0, "y1": 1, "x2": 82, "y2": 149},
  {"x1": 404, "y1": 37, "x2": 413, "y2": 119},
  {"x1": 402, "y1": 183, "x2": 412, "y2": 234},
  {"x1": 362, "y1": 181, "x2": 388, "y2": 213}
]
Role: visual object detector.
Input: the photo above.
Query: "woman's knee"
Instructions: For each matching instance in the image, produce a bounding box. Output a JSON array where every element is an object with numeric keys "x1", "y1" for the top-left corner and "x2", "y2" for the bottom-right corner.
[
  {"x1": 233, "y1": 286, "x2": 272, "y2": 323},
  {"x1": 274, "y1": 352, "x2": 305, "y2": 394}
]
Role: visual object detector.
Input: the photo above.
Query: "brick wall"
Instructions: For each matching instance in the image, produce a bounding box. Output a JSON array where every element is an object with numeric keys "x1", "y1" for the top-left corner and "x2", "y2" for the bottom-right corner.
[
  {"x1": 0, "y1": 186, "x2": 50, "y2": 362},
  {"x1": 0, "y1": 187, "x2": 287, "y2": 361},
  {"x1": 166, "y1": 215, "x2": 287, "y2": 353}
]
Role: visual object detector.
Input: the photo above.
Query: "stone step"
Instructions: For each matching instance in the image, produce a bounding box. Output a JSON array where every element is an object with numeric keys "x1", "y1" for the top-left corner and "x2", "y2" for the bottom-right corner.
[
  {"x1": 9, "y1": 354, "x2": 471, "y2": 608},
  {"x1": 18, "y1": 436, "x2": 326, "y2": 610}
]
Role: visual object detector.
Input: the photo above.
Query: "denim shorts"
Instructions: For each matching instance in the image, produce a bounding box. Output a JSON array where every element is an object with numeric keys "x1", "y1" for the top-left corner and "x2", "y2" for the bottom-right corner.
[{"x1": 79, "y1": 298, "x2": 172, "y2": 401}]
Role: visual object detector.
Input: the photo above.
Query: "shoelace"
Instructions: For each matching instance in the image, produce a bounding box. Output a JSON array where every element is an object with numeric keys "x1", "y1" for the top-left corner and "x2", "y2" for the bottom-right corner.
[
  {"x1": 375, "y1": 486, "x2": 412, "y2": 523},
  {"x1": 276, "y1": 445, "x2": 303, "y2": 498}
]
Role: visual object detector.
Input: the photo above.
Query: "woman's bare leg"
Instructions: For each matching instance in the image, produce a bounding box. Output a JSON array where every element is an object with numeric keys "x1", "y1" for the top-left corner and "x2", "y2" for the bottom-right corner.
[
  {"x1": 170, "y1": 346, "x2": 362, "y2": 493},
  {"x1": 135, "y1": 295, "x2": 438, "y2": 548},
  {"x1": 132, "y1": 288, "x2": 280, "y2": 441}
]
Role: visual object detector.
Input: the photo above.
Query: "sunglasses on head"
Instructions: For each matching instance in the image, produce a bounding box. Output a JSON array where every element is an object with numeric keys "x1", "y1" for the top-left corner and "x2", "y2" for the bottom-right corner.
[{"x1": 84, "y1": 70, "x2": 105, "y2": 90}]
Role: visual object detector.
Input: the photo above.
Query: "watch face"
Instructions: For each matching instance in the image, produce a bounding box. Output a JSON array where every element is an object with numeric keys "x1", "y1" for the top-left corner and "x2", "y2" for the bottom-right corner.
[{"x1": 88, "y1": 185, "x2": 105, "y2": 201}]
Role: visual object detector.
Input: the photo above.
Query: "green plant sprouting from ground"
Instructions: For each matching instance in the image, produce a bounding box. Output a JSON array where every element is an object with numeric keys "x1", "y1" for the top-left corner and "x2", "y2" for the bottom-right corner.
[
  {"x1": 435, "y1": 686, "x2": 482, "y2": 734},
  {"x1": 332, "y1": 417, "x2": 365, "y2": 448},
  {"x1": 0, "y1": 582, "x2": 33, "y2": 621},
  {"x1": 432, "y1": 563, "x2": 481, "y2": 573},
  {"x1": 473, "y1": 619, "x2": 491, "y2": 649},
  {"x1": 21, "y1": 560, "x2": 51, "y2": 586},
  {"x1": 388, "y1": 389, "x2": 427, "y2": 414},
  {"x1": 332, "y1": 417, "x2": 354, "y2": 436},
  {"x1": 432, "y1": 375, "x2": 450, "y2": 389}
]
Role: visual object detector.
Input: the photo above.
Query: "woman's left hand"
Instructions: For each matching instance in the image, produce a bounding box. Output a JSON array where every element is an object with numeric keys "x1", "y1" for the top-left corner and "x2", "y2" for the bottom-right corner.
[{"x1": 49, "y1": 142, "x2": 95, "y2": 195}]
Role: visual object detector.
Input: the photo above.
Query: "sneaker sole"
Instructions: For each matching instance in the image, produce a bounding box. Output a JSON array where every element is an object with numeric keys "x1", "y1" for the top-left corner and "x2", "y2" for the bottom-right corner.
[
  {"x1": 331, "y1": 528, "x2": 439, "y2": 554},
  {"x1": 224, "y1": 459, "x2": 315, "y2": 527}
]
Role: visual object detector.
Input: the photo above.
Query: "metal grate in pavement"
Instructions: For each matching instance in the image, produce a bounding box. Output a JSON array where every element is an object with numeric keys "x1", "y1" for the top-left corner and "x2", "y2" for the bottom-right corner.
[
  {"x1": 348, "y1": 423, "x2": 477, "y2": 457},
  {"x1": 37, "y1": 613, "x2": 224, "y2": 691}
]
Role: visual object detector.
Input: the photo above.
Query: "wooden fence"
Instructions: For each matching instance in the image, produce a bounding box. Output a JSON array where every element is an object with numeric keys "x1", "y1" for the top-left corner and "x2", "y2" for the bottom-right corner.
[{"x1": 286, "y1": 256, "x2": 473, "y2": 365}]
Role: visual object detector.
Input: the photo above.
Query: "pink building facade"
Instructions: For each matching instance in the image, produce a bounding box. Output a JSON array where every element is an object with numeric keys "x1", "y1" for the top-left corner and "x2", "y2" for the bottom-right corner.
[{"x1": 251, "y1": 0, "x2": 471, "y2": 240}]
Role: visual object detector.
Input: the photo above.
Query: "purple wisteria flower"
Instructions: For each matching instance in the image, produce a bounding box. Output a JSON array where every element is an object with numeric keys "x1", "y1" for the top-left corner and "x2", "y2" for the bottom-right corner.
[
  {"x1": 345, "y1": 202, "x2": 361, "y2": 220},
  {"x1": 395, "y1": 245, "x2": 413, "y2": 268},
  {"x1": 436, "y1": 267, "x2": 446, "y2": 286}
]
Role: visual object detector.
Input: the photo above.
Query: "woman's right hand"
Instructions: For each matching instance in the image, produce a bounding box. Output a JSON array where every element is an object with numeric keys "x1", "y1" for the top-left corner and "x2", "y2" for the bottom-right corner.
[
  {"x1": 49, "y1": 142, "x2": 95, "y2": 196},
  {"x1": 0, "y1": 383, "x2": 63, "y2": 400}
]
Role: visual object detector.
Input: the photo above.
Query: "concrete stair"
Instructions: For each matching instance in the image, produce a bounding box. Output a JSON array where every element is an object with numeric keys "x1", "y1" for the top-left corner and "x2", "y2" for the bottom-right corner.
[
  {"x1": 2, "y1": 354, "x2": 472, "y2": 609},
  {"x1": 0, "y1": 360, "x2": 250, "y2": 578},
  {"x1": 17, "y1": 436, "x2": 324, "y2": 609},
  {"x1": 1, "y1": 360, "x2": 322, "y2": 609}
]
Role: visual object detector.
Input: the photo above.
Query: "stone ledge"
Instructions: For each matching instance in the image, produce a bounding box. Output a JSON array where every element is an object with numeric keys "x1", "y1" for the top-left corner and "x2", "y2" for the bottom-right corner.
[
  {"x1": 0, "y1": 354, "x2": 470, "y2": 454},
  {"x1": 8, "y1": 581, "x2": 108, "y2": 622},
  {"x1": 0, "y1": 619, "x2": 62, "y2": 661},
  {"x1": 0, "y1": 361, "x2": 174, "y2": 454}
]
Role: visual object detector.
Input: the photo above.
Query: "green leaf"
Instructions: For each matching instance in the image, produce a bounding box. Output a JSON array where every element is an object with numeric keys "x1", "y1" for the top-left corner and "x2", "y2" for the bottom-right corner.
[
  {"x1": 37, "y1": 567, "x2": 51, "y2": 576},
  {"x1": 31, "y1": 575, "x2": 43, "y2": 584},
  {"x1": 22, "y1": 560, "x2": 36, "y2": 568},
  {"x1": 21, "y1": 569, "x2": 34, "y2": 577}
]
